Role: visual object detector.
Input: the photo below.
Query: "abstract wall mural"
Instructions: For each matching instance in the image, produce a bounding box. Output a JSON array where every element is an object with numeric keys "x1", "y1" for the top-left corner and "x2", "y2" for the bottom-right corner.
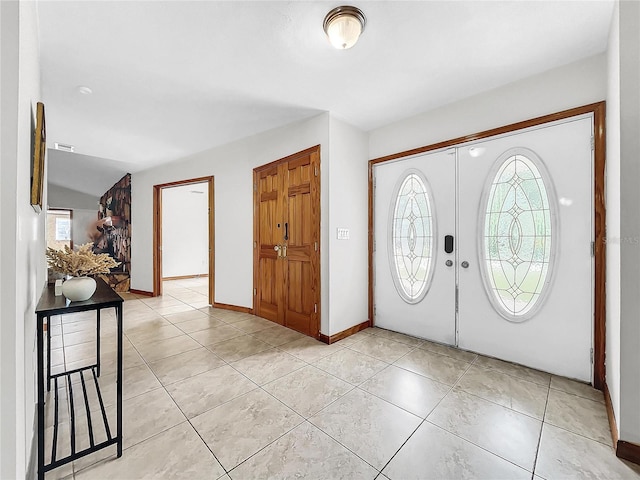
[{"x1": 92, "y1": 173, "x2": 131, "y2": 291}]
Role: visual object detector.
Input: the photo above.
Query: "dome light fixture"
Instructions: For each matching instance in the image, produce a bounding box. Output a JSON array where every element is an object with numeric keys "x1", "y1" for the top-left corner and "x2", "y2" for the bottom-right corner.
[{"x1": 323, "y1": 6, "x2": 366, "y2": 50}]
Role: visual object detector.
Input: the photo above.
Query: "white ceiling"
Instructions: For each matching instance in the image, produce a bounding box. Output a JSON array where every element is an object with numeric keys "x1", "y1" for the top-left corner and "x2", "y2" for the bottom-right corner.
[{"x1": 39, "y1": 0, "x2": 614, "y2": 196}]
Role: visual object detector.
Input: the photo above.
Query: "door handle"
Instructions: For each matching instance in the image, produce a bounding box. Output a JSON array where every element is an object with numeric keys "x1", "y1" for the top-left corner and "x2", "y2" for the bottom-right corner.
[
  {"x1": 444, "y1": 235, "x2": 454, "y2": 254},
  {"x1": 284, "y1": 222, "x2": 289, "y2": 241},
  {"x1": 274, "y1": 244, "x2": 281, "y2": 257},
  {"x1": 461, "y1": 261, "x2": 469, "y2": 268}
]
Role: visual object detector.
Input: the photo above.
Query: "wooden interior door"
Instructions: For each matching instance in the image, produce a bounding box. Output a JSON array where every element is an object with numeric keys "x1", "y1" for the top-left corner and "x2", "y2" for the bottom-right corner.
[
  {"x1": 255, "y1": 164, "x2": 283, "y2": 324},
  {"x1": 254, "y1": 146, "x2": 320, "y2": 337}
]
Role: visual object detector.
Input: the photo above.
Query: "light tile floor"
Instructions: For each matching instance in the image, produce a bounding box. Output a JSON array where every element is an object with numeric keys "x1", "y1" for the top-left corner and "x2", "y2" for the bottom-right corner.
[{"x1": 43, "y1": 278, "x2": 640, "y2": 480}]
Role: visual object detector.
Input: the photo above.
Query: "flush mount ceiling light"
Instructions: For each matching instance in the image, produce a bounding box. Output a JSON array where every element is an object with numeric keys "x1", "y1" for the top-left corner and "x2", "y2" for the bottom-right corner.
[
  {"x1": 323, "y1": 6, "x2": 366, "y2": 50},
  {"x1": 76, "y1": 85, "x2": 93, "y2": 95}
]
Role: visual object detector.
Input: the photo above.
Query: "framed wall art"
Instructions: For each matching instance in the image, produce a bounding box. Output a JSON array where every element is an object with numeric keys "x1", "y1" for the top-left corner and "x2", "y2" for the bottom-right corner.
[{"x1": 31, "y1": 101, "x2": 46, "y2": 213}]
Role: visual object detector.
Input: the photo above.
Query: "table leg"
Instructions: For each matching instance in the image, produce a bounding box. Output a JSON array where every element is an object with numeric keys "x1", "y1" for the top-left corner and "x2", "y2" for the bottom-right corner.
[
  {"x1": 116, "y1": 304, "x2": 123, "y2": 457},
  {"x1": 47, "y1": 315, "x2": 51, "y2": 392},
  {"x1": 96, "y1": 309, "x2": 101, "y2": 377},
  {"x1": 37, "y1": 314, "x2": 45, "y2": 480}
]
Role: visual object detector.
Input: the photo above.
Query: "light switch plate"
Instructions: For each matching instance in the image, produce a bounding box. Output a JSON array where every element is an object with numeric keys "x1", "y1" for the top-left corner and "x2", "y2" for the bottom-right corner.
[{"x1": 337, "y1": 228, "x2": 350, "y2": 240}]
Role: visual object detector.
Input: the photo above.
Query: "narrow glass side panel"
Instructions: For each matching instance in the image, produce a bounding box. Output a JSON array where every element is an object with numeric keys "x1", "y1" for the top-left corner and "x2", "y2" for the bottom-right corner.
[
  {"x1": 389, "y1": 170, "x2": 435, "y2": 304},
  {"x1": 481, "y1": 151, "x2": 556, "y2": 321}
]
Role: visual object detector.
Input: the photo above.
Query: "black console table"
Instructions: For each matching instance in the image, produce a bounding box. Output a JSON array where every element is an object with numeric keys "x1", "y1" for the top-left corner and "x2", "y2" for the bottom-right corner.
[{"x1": 35, "y1": 277, "x2": 123, "y2": 480}]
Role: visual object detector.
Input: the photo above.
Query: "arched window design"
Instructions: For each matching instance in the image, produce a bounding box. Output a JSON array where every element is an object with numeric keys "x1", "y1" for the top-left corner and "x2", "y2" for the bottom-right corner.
[
  {"x1": 480, "y1": 150, "x2": 556, "y2": 320},
  {"x1": 389, "y1": 170, "x2": 435, "y2": 304}
]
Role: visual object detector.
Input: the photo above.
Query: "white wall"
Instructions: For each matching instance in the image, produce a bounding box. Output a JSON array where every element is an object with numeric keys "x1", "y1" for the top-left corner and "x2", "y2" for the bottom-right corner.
[
  {"x1": 48, "y1": 182, "x2": 99, "y2": 211},
  {"x1": 132, "y1": 113, "x2": 332, "y2": 331},
  {"x1": 72, "y1": 209, "x2": 99, "y2": 247},
  {"x1": 0, "y1": 1, "x2": 44, "y2": 477},
  {"x1": 606, "y1": 0, "x2": 622, "y2": 434},
  {"x1": 617, "y1": 0, "x2": 640, "y2": 445},
  {"x1": 162, "y1": 183, "x2": 209, "y2": 278},
  {"x1": 328, "y1": 117, "x2": 369, "y2": 335},
  {"x1": 604, "y1": 0, "x2": 640, "y2": 446},
  {"x1": 0, "y1": 3, "x2": 20, "y2": 476},
  {"x1": 369, "y1": 54, "x2": 607, "y2": 159}
]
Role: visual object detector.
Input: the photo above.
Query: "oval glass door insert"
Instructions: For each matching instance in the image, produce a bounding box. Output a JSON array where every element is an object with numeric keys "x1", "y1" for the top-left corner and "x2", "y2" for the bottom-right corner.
[
  {"x1": 389, "y1": 169, "x2": 435, "y2": 304},
  {"x1": 480, "y1": 149, "x2": 556, "y2": 321}
]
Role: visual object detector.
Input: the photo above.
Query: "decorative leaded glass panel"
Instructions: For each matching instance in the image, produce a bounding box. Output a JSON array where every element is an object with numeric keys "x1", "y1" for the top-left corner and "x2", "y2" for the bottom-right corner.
[
  {"x1": 389, "y1": 169, "x2": 435, "y2": 303},
  {"x1": 481, "y1": 150, "x2": 556, "y2": 320}
]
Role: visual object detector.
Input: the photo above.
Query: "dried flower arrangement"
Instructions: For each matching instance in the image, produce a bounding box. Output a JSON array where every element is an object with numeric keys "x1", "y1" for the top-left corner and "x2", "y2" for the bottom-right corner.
[{"x1": 46, "y1": 243, "x2": 120, "y2": 277}]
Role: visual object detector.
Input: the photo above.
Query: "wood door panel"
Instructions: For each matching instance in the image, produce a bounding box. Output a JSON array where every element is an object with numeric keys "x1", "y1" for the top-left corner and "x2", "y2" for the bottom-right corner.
[
  {"x1": 285, "y1": 311, "x2": 311, "y2": 335},
  {"x1": 285, "y1": 246, "x2": 311, "y2": 261},
  {"x1": 261, "y1": 191, "x2": 277, "y2": 201},
  {"x1": 258, "y1": 256, "x2": 280, "y2": 323},
  {"x1": 288, "y1": 194, "x2": 312, "y2": 246},
  {"x1": 288, "y1": 184, "x2": 310, "y2": 196},
  {"x1": 259, "y1": 258, "x2": 277, "y2": 301},
  {"x1": 259, "y1": 204, "x2": 278, "y2": 245},
  {"x1": 286, "y1": 261, "x2": 313, "y2": 314}
]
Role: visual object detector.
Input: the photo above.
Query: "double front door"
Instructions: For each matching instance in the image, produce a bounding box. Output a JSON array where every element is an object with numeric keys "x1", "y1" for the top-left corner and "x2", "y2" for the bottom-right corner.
[
  {"x1": 374, "y1": 116, "x2": 594, "y2": 381},
  {"x1": 253, "y1": 147, "x2": 321, "y2": 337}
]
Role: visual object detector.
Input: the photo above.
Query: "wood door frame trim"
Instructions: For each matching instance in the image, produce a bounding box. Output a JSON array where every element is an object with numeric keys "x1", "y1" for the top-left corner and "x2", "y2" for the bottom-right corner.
[
  {"x1": 253, "y1": 145, "x2": 322, "y2": 337},
  {"x1": 152, "y1": 176, "x2": 215, "y2": 307},
  {"x1": 368, "y1": 101, "x2": 606, "y2": 390}
]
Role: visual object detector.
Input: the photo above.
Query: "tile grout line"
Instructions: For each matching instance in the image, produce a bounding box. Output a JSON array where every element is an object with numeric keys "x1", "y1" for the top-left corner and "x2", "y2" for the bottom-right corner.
[{"x1": 530, "y1": 379, "x2": 551, "y2": 478}]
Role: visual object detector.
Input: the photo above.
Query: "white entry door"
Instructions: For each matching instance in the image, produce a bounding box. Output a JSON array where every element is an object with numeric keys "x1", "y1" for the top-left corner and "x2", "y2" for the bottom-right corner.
[
  {"x1": 373, "y1": 150, "x2": 456, "y2": 344},
  {"x1": 373, "y1": 115, "x2": 594, "y2": 382},
  {"x1": 458, "y1": 116, "x2": 593, "y2": 381}
]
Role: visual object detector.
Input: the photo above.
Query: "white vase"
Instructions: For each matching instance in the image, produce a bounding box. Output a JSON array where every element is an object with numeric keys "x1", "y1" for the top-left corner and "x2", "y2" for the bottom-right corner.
[{"x1": 62, "y1": 277, "x2": 97, "y2": 302}]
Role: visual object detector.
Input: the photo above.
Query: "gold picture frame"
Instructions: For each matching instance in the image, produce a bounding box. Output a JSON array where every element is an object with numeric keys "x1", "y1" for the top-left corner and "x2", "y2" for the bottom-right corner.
[{"x1": 31, "y1": 101, "x2": 46, "y2": 213}]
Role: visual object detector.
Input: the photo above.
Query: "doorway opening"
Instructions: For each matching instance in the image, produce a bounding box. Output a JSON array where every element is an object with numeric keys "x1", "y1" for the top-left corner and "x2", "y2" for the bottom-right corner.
[{"x1": 153, "y1": 176, "x2": 214, "y2": 305}]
